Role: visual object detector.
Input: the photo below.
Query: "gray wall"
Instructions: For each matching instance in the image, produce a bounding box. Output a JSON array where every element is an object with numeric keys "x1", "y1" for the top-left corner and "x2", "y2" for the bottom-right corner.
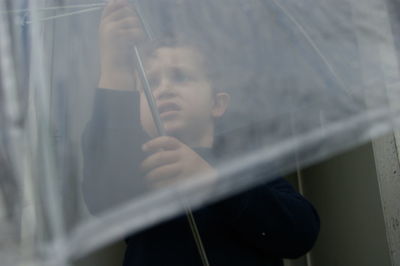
[
  {"x1": 293, "y1": 143, "x2": 392, "y2": 266},
  {"x1": 73, "y1": 241, "x2": 125, "y2": 266}
]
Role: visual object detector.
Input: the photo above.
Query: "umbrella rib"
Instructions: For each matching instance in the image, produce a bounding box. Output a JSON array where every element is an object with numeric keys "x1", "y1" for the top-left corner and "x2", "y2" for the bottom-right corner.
[
  {"x1": 1, "y1": 3, "x2": 105, "y2": 14},
  {"x1": 24, "y1": 6, "x2": 103, "y2": 24}
]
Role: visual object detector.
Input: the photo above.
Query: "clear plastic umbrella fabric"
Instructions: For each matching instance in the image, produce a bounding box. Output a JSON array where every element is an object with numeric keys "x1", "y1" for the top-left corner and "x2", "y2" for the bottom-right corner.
[{"x1": 1, "y1": 0, "x2": 400, "y2": 265}]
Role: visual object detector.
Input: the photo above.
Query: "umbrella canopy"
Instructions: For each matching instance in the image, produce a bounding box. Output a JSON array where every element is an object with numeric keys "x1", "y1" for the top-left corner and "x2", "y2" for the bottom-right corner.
[{"x1": 1, "y1": 0, "x2": 399, "y2": 264}]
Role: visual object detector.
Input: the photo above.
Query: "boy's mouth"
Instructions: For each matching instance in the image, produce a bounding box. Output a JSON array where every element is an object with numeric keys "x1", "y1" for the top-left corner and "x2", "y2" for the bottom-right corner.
[{"x1": 157, "y1": 102, "x2": 181, "y2": 117}]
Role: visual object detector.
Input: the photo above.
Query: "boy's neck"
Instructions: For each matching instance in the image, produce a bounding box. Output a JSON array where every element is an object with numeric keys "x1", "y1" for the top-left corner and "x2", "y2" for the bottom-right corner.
[{"x1": 176, "y1": 125, "x2": 214, "y2": 149}]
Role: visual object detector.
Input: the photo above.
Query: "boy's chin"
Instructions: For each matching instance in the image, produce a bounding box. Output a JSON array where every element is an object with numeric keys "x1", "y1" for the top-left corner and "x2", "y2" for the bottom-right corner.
[
  {"x1": 144, "y1": 121, "x2": 184, "y2": 139},
  {"x1": 163, "y1": 121, "x2": 185, "y2": 138}
]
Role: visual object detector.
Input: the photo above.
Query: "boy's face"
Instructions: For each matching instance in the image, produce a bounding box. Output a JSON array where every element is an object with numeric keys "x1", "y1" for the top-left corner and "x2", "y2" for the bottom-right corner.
[{"x1": 139, "y1": 46, "x2": 227, "y2": 146}]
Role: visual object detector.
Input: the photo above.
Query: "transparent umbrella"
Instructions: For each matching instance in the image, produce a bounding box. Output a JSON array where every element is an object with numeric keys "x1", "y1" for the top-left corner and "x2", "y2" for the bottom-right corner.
[{"x1": 0, "y1": 0, "x2": 399, "y2": 265}]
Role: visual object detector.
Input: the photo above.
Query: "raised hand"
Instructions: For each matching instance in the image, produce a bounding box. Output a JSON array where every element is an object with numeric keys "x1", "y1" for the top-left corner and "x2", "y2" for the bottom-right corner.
[{"x1": 98, "y1": 0, "x2": 145, "y2": 90}]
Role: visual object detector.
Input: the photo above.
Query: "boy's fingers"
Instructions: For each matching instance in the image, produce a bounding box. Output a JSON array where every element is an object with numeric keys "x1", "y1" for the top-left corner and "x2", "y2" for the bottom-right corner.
[
  {"x1": 113, "y1": 28, "x2": 145, "y2": 47},
  {"x1": 102, "y1": 0, "x2": 124, "y2": 19},
  {"x1": 108, "y1": 17, "x2": 138, "y2": 31},
  {"x1": 105, "y1": 6, "x2": 137, "y2": 24},
  {"x1": 142, "y1": 137, "x2": 181, "y2": 153},
  {"x1": 103, "y1": 0, "x2": 133, "y2": 20},
  {"x1": 145, "y1": 163, "x2": 182, "y2": 181},
  {"x1": 150, "y1": 177, "x2": 178, "y2": 189},
  {"x1": 141, "y1": 150, "x2": 179, "y2": 173}
]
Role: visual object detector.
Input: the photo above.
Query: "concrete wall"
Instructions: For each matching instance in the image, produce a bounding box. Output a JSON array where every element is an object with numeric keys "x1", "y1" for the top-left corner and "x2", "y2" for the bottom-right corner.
[
  {"x1": 286, "y1": 142, "x2": 392, "y2": 266},
  {"x1": 73, "y1": 241, "x2": 125, "y2": 266}
]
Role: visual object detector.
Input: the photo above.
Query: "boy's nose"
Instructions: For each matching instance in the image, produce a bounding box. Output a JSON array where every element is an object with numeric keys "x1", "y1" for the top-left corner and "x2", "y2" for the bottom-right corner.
[{"x1": 153, "y1": 79, "x2": 176, "y2": 100}]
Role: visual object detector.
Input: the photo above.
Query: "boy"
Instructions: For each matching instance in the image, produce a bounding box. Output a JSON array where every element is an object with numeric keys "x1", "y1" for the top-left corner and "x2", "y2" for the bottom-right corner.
[{"x1": 82, "y1": 0, "x2": 320, "y2": 265}]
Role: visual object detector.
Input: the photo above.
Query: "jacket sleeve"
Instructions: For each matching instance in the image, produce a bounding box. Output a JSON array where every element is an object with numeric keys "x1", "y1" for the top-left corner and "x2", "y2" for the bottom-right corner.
[
  {"x1": 81, "y1": 89, "x2": 150, "y2": 215},
  {"x1": 213, "y1": 176, "x2": 320, "y2": 259}
]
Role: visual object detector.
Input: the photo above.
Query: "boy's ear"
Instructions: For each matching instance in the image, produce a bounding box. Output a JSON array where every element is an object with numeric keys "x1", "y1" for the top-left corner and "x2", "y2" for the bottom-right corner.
[{"x1": 212, "y1": 92, "x2": 230, "y2": 118}]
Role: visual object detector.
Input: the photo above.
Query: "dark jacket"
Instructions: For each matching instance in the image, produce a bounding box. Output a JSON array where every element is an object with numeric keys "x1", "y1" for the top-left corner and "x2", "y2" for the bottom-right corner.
[{"x1": 82, "y1": 89, "x2": 320, "y2": 266}]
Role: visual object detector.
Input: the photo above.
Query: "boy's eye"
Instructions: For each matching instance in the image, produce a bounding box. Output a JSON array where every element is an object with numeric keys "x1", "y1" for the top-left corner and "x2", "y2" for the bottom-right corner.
[{"x1": 172, "y1": 69, "x2": 191, "y2": 83}]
